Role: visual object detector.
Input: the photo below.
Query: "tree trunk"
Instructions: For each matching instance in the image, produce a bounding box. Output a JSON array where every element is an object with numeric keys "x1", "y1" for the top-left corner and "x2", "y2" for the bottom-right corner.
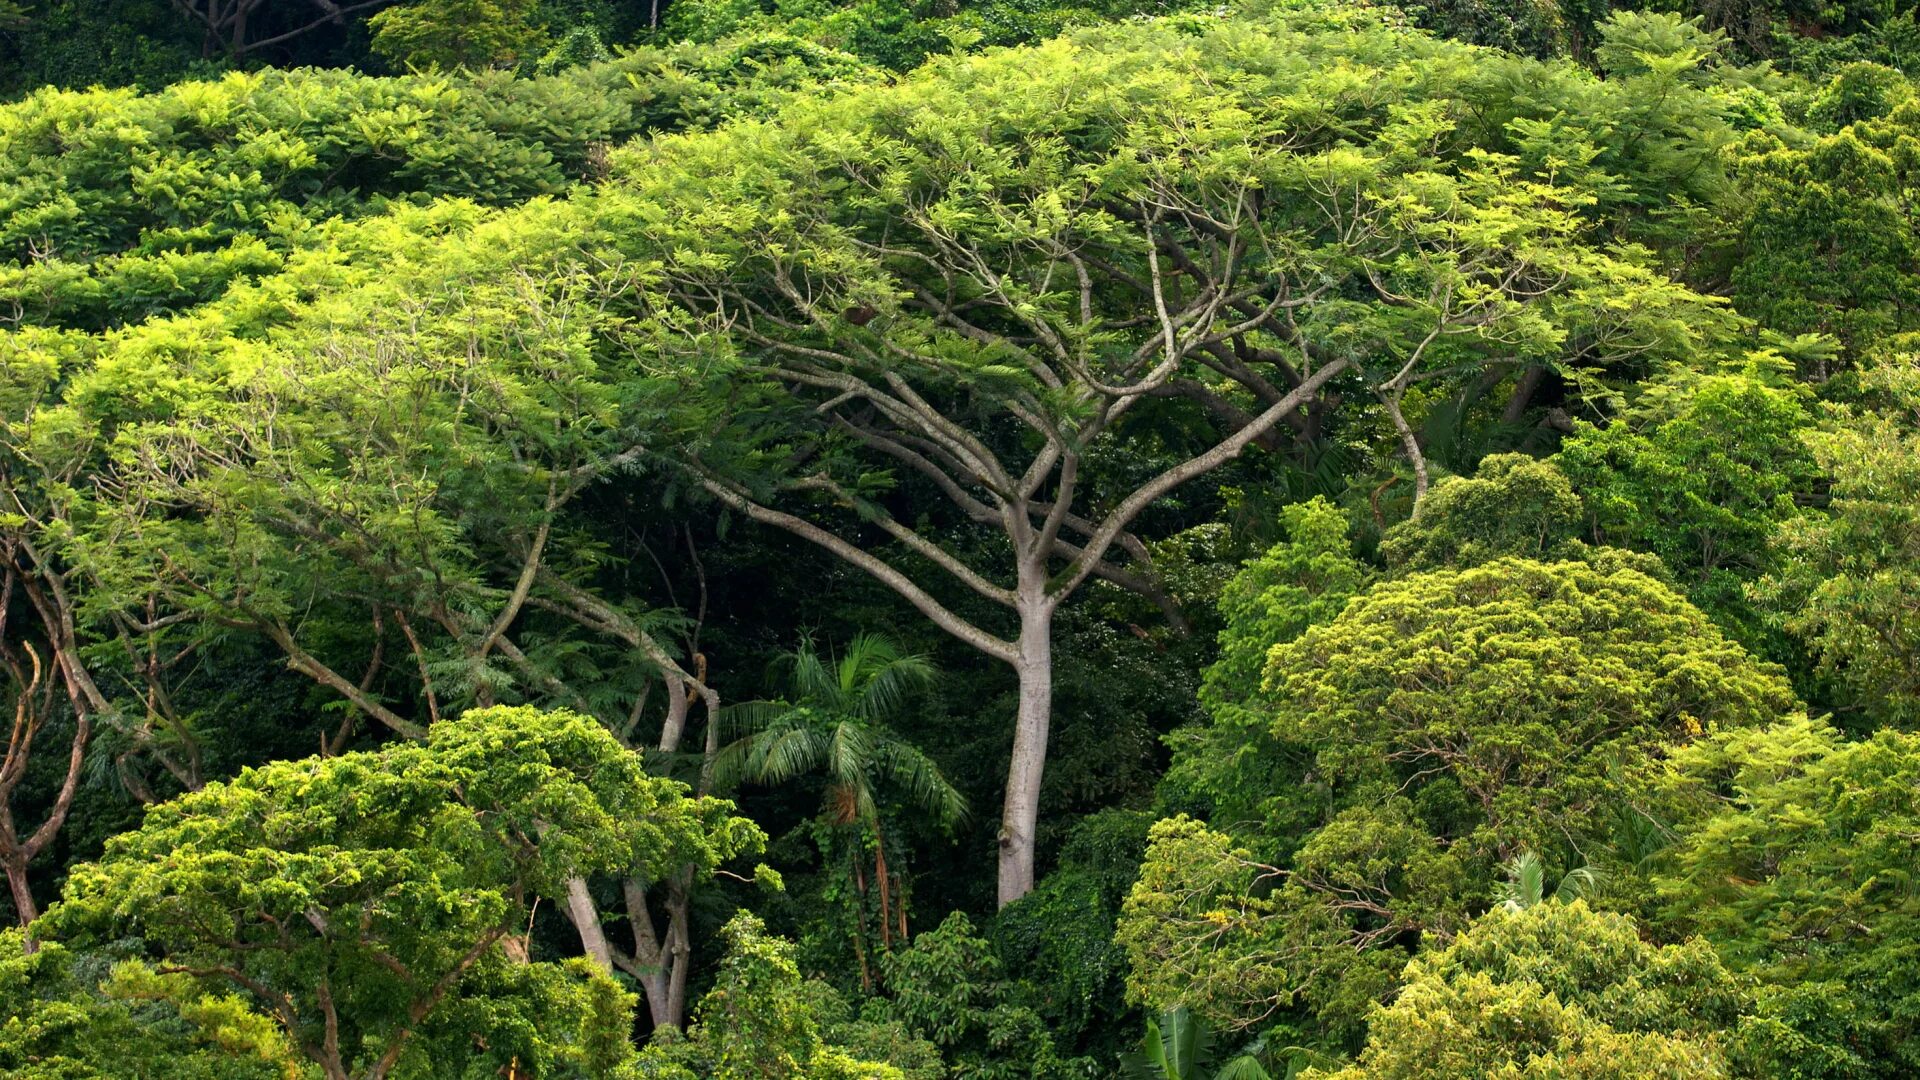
[
  {"x1": 563, "y1": 876, "x2": 612, "y2": 970},
  {"x1": 997, "y1": 594, "x2": 1053, "y2": 908},
  {"x1": 621, "y1": 875, "x2": 674, "y2": 1029},
  {"x1": 4, "y1": 857, "x2": 36, "y2": 933},
  {"x1": 662, "y1": 876, "x2": 694, "y2": 1025}
]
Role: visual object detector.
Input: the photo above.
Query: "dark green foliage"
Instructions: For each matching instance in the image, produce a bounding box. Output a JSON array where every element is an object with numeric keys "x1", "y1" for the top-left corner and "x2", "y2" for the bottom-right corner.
[
  {"x1": 1658, "y1": 717, "x2": 1920, "y2": 1075},
  {"x1": 881, "y1": 912, "x2": 1092, "y2": 1077},
  {"x1": 994, "y1": 809, "x2": 1154, "y2": 1056},
  {"x1": 1732, "y1": 102, "x2": 1920, "y2": 364},
  {"x1": 1557, "y1": 359, "x2": 1820, "y2": 669}
]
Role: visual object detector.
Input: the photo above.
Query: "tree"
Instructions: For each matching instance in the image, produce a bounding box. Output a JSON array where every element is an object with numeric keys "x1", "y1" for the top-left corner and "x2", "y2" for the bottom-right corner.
[
  {"x1": 1310, "y1": 902, "x2": 1744, "y2": 1079},
  {"x1": 634, "y1": 913, "x2": 907, "y2": 1080},
  {"x1": 43, "y1": 706, "x2": 764, "y2": 1080},
  {"x1": 1119, "y1": 556, "x2": 1796, "y2": 1035},
  {"x1": 718, "y1": 633, "x2": 965, "y2": 984},
  {"x1": 1162, "y1": 496, "x2": 1370, "y2": 843},
  {"x1": 1656, "y1": 716, "x2": 1920, "y2": 1076},
  {"x1": 0, "y1": 929, "x2": 300, "y2": 1080},
  {"x1": 1376, "y1": 453, "x2": 1586, "y2": 572},
  {"x1": 1759, "y1": 354, "x2": 1920, "y2": 728},
  {"x1": 879, "y1": 910, "x2": 1088, "y2": 1078},
  {"x1": 0, "y1": 622, "x2": 85, "y2": 936},
  {"x1": 368, "y1": 0, "x2": 544, "y2": 71},
  {"x1": 630, "y1": 15, "x2": 1726, "y2": 905},
  {"x1": 1556, "y1": 356, "x2": 1820, "y2": 663},
  {"x1": 1732, "y1": 103, "x2": 1920, "y2": 369}
]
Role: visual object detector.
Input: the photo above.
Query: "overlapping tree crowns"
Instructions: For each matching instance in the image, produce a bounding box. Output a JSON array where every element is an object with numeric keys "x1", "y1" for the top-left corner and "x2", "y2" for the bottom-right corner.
[
  {"x1": 599, "y1": 8, "x2": 1741, "y2": 906},
  {"x1": 43, "y1": 705, "x2": 764, "y2": 1080},
  {"x1": 1123, "y1": 552, "x2": 1798, "y2": 1038}
]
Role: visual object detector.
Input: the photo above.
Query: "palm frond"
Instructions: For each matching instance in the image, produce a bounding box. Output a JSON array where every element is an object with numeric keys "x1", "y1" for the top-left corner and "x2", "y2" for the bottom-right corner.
[
  {"x1": 839, "y1": 632, "x2": 935, "y2": 721},
  {"x1": 1497, "y1": 850, "x2": 1546, "y2": 912},
  {"x1": 1555, "y1": 863, "x2": 1606, "y2": 904},
  {"x1": 782, "y1": 636, "x2": 845, "y2": 711},
  {"x1": 720, "y1": 698, "x2": 798, "y2": 739},
  {"x1": 750, "y1": 726, "x2": 830, "y2": 787},
  {"x1": 826, "y1": 721, "x2": 876, "y2": 794},
  {"x1": 871, "y1": 738, "x2": 968, "y2": 827},
  {"x1": 1216, "y1": 1056, "x2": 1275, "y2": 1080}
]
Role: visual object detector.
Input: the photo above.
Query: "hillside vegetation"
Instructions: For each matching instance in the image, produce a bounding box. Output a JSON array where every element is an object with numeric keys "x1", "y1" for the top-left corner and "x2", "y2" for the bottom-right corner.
[{"x1": 3, "y1": 0, "x2": 1919, "y2": 1077}]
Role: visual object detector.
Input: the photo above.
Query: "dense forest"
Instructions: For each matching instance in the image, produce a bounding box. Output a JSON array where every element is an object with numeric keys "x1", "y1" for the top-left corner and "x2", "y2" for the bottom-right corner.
[{"x1": 1, "y1": 0, "x2": 1918, "y2": 1076}]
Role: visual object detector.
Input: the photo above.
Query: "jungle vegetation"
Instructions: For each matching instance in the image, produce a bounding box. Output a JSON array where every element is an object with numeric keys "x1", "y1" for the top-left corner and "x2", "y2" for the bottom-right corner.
[{"x1": 3, "y1": 0, "x2": 1920, "y2": 1076}]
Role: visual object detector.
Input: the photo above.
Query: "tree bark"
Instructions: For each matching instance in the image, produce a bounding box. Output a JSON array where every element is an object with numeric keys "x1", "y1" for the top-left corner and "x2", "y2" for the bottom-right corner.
[
  {"x1": 997, "y1": 591, "x2": 1054, "y2": 907},
  {"x1": 4, "y1": 857, "x2": 35, "y2": 928},
  {"x1": 563, "y1": 876, "x2": 612, "y2": 970}
]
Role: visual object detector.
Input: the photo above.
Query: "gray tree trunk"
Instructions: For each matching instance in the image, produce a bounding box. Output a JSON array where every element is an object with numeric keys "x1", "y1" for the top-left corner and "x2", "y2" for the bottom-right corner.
[{"x1": 997, "y1": 587, "x2": 1054, "y2": 907}]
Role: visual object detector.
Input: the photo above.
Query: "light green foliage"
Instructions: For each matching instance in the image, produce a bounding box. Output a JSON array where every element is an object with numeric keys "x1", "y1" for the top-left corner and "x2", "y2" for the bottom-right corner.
[
  {"x1": 1657, "y1": 717, "x2": 1920, "y2": 1075},
  {"x1": 1808, "y1": 62, "x2": 1916, "y2": 130},
  {"x1": 1759, "y1": 355, "x2": 1920, "y2": 727},
  {"x1": 1312, "y1": 902, "x2": 1742, "y2": 1079},
  {"x1": 1378, "y1": 454, "x2": 1586, "y2": 571},
  {"x1": 43, "y1": 706, "x2": 761, "y2": 1080},
  {"x1": 1263, "y1": 557, "x2": 1792, "y2": 854},
  {"x1": 1122, "y1": 557, "x2": 1794, "y2": 1034},
  {"x1": 369, "y1": 0, "x2": 546, "y2": 71},
  {"x1": 0, "y1": 38, "x2": 878, "y2": 331},
  {"x1": 0, "y1": 931, "x2": 303, "y2": 1079},
  {"x1": 1557, "y1": 359, "x2": 1819, "y2": 660},
  {"x1": 634, "y1": 913, "x2": 907, "y2": 1080}
]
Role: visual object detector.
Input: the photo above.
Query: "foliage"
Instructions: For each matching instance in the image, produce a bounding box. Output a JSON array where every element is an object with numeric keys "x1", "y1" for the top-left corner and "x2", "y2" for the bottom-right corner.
[
  {"x1": 1657, "y1": 717, "x2": 1920, "y2": 1075},
  {"x1": 634, "y1": 913, "x2": 907, "y2": 1080},
  {"x1": 1377, "y1": 454, "x2": 1586, "y2": 572},
  {"x1": 719, "y1": 632, "x2": 964, "y2": 986},
  {"x1": 2, "y1": 0, "x2": 1920, "y2": 1075},
  {"x1": 881, "y1": 911, "x2": 1091, "y2": 1078},
  {"x1": 0, "y1": 931, "x2": 302, "y2": 1079},
  {"x1": 1732, "y1": 101, "x2": 1920, "y2": 365},
  {"x1": 1759, "y1": 355, "x2": 1920, "y2": 728},
  {"x1": 992, "y1": 809, "x2": 1154, "y2": 1057},
  {"x1": 42, "y1": 706, "x2": 762, "y2": 1079},
  {"x1": 1164, "y1": 496, "x2": 1370, "y2": 840},
  {"x1": 1121, "y1": 557, "x2": 1795, "y2": 1036},
  {"x1": 1557, "y1": 357, "x2": 1820, "y2": 665},
  {"x1": 1311, "y1": 901, "x2": 1744, "y2": 1079},
  {"x1": 369, "y1": 0, "x2": 547, "y2": 71}
]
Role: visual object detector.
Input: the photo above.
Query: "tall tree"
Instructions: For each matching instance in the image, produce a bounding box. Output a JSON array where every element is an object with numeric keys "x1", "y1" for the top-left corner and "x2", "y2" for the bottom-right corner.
[{"x1": 630, "y1": 18, "x2": 1722, "y2": 904}]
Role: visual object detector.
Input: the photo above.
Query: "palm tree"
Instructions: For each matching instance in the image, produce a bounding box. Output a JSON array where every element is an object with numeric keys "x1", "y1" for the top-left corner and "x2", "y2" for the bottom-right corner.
[
  {"x1": 717, "y1": 632, "x2": 965, "y2": 985},
  {"x1": 1495, "y1": 850, "x2": 1604, "y2": 912}
]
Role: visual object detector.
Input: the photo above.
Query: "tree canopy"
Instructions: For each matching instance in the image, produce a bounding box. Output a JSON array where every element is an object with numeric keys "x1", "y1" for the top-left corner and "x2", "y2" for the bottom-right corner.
[{"x1": 2, "y1": 0, "x2": 1919, "y2": 1076}]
